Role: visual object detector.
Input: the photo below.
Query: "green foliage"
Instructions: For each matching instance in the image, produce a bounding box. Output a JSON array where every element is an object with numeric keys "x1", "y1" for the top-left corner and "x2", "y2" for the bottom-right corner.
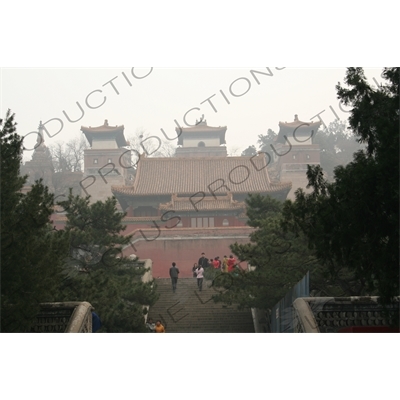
[
  {"x1": 241, "y1": 145, "x2": 257, "y2": 157},
  {"x1": 240, "y1": 129, "x2": 277, "y2": 160},
  {"x1": 211, "y1": 195, "x2": 345, "y2": 310},
  {"x1": 257, "y1": 129, "x2": 277, "y2": 153},
  {"x1": 1, "y1": 111, "x2": 158, "y2": 332},
  {"x1": 282, "y1": 67, "x2": 399, "y2": 304},
  {"x1": 1, "y1": 111, "x2": 70, "y2": 332},
  {"x1": 212, "y1": 192, "x2": 370, "y2": 310},
  {"x1": 58, "y1": 193, "x2": 159, "y2": 332},
  {"x1": 314, "y1": 120, "x2": 364, "y2": 178},
  {"x1": 247, "y1": 121, "x2": 362, "y2": 178}
]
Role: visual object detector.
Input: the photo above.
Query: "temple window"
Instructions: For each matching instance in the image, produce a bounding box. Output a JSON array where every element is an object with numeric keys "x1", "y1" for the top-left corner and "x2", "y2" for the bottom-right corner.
[
  {"x1": 306, "y1": 154, "x2": 310, "y2": 160},
  {"x1": 107, "y1": 158, "x2": 113, "y2": 163},
  {"x1": 292, "y1": 155, "x2": 296, "y2": 160},
  {"x1": 93, "y1": 158, "x2": 98, "y2": 164},
  {"x1": 222, "y1": 219, "x2": 229, "y2": 226},
  {"x1": 134, "y1": 206, "x2": 158, "y2": 217},
  {"x1": 191, "y1": 217, "x2": 214, "y2": 228}
]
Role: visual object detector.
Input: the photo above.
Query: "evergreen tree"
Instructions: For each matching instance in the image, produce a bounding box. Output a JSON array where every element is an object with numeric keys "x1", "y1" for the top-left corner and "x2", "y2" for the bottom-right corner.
[
  {"x1": 58, "y1": 193, "x2": 159, "y2": 332},
  {"x1": 1, "y1": 111, "x2": 70, "y2": 332},
  {"x1": 314, "y1": 120, "x2": 365, "y2": 179},
  {"x1": 241, "y1": 145, "x2": 257, "y2": 157},
  {"x1": 257, "y1": 129, "x2": 277, "y2": 153},
  {"x1": 211, "y1": 194, "x2": 361, "y2": 310},
  {"x1": 282, "y1": 67, "x2": 399, "y2": 304}
]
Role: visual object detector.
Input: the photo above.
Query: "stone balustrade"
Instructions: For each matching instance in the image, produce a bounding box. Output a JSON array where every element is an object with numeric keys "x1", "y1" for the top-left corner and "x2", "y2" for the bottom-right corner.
[{"x1": 32, "y1": 302, "x2": 93, "y2": 333}]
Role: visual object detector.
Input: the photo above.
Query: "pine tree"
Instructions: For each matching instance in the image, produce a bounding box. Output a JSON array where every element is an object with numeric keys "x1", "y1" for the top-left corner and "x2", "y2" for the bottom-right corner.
[
  {"x1": 211, "y1": 194, "x2": 361, "y2": 310},
  {"x1": 314, "y1": 120, "x2": 365, "y2": 179},
  {"x1": 58, "y1": 193, "x2": 159, "y2": 332},
  {"x1": 282, "y1": 68, "x2": 399, "y2": 304},
  {"x1": 1, "y1": 111, "x2": 70, "y2": 332}
]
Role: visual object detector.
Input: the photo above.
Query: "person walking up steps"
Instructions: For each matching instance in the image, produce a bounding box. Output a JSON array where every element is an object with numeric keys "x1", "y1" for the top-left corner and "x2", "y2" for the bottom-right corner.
[
  {"x1": 169, "y1": 262, "x2": 180, "y2": 293},
  {"x1": 198, "y1": 252, "x2": 209, "y2": 269},
  {"x1": 195, "y1": 264, "x2": 204, "y2": 291},
  {"x1": 155, "y1": 320, "x2": 166, "y2": 333}
]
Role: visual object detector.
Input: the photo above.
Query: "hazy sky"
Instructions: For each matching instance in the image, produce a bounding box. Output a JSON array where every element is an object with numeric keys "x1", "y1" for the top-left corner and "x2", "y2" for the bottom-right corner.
[{"x1": 1, "y1": 67, "x2": 384, "y2": 161}]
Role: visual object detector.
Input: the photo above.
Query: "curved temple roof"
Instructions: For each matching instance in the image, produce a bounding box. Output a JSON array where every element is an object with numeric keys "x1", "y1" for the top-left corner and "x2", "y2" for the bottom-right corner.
[
  {"x1": 111, "y1": 154, "x2": 291, "y2": 199},
  {"x1": 81, "y1": 120, "x2": 127, "y2": 148},
  {"x1": 277, "y1": 115, "x2": 321, "y2": 143},
  {"x1": 176, "y1": 120, "x2": 227, "y2": 146}
]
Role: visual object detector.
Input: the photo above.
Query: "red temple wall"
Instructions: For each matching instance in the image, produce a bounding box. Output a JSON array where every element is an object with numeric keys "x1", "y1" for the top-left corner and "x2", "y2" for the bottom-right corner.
[
  {"x1": 51, "y1": 216, "x2": 253, "y2": 279},
  {"x1": 123, "y1": 235, "x2": 251, "y2": 278}
]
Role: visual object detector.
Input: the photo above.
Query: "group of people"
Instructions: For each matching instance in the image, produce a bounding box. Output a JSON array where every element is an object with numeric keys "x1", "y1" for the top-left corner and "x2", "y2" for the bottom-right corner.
[
  {"x1": 147, "y1": 253, "x2": 238, "y2": 332},
  {"x1": 192, "y1": 253, "x2": 237, "y2": 290},
  {"x1": 146, "y1": 318, "x2": 166, "y2": 333},
  {"x1": 167, "y1": 253, "x2": 238, "y2": 294},
  {"x1": 195, "y1": 253, "x2": 237, "y2": 273}
]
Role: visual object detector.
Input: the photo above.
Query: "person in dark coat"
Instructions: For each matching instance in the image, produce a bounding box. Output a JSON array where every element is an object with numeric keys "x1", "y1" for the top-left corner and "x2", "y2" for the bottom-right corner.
[
  {"x1": 92, "y1": 312, "x2": 101, "y2": 333},
  {"x1": 198, "y1": 253, "x2": 209, "y2": 269},
  {"x1": 169, "y1": 262, "x2": 180, "y2": 293}
]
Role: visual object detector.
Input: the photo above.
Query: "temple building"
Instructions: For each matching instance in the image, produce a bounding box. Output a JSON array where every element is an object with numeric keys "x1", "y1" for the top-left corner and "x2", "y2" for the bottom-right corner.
[
  {"x1": 21, "y1": 122, "x2": 55, "y2": 192},
  {"x1": 51, "y1": 116, "x2": 319, "y2": 278},
  {"x1": 108, "y1": 120, "x2": 292, "y2": 277},
  {"x1": 81, "y1": 120, "x2": 133, "y2": 204},
  {"x1": 21, "y1": 122, "x2": 83, "y2": 197},
  {"x1": 175, "y1": 119, "x2": 228, "y2": 157},
  {"x1": 272, "y1": 115, "x2": 321, "y2": 200},
  {"x1": 111, "y1": 120, "x2": 292, "y2": 230}
]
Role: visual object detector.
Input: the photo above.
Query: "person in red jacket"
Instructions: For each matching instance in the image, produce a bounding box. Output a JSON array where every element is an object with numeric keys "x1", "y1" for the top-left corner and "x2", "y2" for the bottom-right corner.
[
  {"x1": 212, "y1": 258, "x2": 220, "y2": 269},
  {"x1": 227, "y1": 255, "x2": 236, "y2": 272}
]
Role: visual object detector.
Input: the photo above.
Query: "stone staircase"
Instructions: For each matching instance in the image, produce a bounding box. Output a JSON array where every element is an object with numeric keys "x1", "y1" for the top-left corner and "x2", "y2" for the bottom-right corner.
[{"x1": 147, "y1": 278, "x2": 255, "y2": 333}]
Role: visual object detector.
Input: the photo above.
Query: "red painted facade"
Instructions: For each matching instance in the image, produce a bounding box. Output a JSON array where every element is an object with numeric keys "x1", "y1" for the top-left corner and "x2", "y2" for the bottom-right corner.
[
  {"x1": 51, "y1": 213, "x2": 253, "y2": 279},
  {"x1": 123, "y1": 227, "x2": 254, "y2": 278}
]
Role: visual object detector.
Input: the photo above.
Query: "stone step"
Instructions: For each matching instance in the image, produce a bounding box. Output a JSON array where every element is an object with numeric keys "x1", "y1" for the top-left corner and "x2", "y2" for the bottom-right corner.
[{"x1": 148, "y1": 278, "x2": 254, "y2": 333}]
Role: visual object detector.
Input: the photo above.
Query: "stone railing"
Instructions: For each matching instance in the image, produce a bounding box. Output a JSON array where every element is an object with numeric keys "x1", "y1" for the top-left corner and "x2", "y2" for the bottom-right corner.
[
  {"x1": 251, "y1": 308, "x2": 270, "y2": 333},
  {"x1": 141, "y1": 259, "x2": 153, "y2": 283},
  {"x1": 292, "y1": 297, "x2": 399, "y2": 333},
  {"x1": 32, "y1": 302, "x2": 93, "y2": 333},
  {"x1": 140, "y1": 259, "x2": 153, "y2": 324},
  {"x1": 32, "y1": 259, "x2": 154, "y2": 332}
]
